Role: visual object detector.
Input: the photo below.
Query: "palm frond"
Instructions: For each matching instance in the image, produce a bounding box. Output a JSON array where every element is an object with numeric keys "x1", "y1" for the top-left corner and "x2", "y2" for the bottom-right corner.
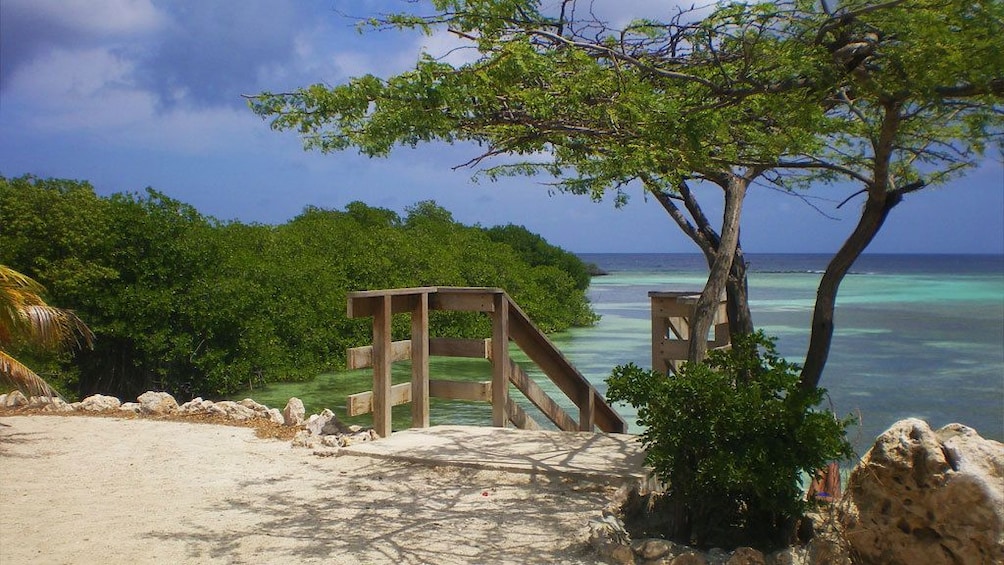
[{"x1": 0, "y1": 350, "x2": 60, "y2": 398}]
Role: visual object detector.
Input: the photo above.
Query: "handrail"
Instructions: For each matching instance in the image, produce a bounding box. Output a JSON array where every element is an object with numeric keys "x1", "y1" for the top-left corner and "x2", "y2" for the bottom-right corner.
[{"x1": 346, "y1": 286, "x2": 627, "y2": 436}]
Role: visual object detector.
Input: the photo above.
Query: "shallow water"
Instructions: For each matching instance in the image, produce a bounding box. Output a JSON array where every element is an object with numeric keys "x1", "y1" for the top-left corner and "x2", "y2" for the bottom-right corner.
[{"x1": 236, "y1": 254, "x2": 1004, "y2": 454}]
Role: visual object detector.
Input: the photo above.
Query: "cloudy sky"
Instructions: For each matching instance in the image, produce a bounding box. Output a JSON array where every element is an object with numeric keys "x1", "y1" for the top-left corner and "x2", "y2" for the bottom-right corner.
[{"x1": 2, "y1": 0, "x2": 1001, "y2": 254}]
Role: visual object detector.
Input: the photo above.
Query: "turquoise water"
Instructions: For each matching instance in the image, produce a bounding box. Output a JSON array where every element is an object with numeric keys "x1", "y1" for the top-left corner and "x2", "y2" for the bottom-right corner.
[{"x1": 238, "y1": 254, "x2": 1004, "y2": 454}]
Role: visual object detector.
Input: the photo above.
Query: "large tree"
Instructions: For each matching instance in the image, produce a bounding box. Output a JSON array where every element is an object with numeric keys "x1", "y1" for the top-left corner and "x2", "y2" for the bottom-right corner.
[{"x1": 249, "y1": 0, "x2": 1002, "y2": 385}]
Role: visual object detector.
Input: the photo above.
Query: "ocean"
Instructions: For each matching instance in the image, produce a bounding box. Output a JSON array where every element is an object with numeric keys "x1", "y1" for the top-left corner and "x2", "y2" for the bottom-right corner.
[
  {"x1": 239, "y1": 253, "x2": 1004, "y2": 454},
  {"x1": 574, "y1": 253, "x2": 1004, "y2": 452}
]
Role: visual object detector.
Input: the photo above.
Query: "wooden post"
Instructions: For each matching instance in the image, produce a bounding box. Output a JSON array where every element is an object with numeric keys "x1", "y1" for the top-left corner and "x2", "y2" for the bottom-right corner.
[
  {"x1": 579, "y1": 387, "x2": 595, "y2": 432},
  {"x1": 491, "y1": 293, "x2": 509, "y2": 427},
  {"x1": 411, "y1": 292, "x2": 430, "y2": 428},
  {"x1": 372, "y1": 294, "x2": 393, "y2": 437}
]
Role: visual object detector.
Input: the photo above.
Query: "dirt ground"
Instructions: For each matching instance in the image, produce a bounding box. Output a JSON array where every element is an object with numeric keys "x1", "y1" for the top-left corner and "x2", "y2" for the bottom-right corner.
[{"x1": 0, "y1": 414, "x2": 616, "y2": 565}]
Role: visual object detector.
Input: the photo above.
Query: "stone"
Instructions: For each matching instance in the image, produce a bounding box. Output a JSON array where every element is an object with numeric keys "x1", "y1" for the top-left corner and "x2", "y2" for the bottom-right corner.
[
  {"x1": 137, "y1": 391, "x2": 178, "y2": 415},
  {"x1": 839, "y1": 418, "x2": 1004, "y2": 565},
  {"x1": 27, "y1": 395, "x2": 54, "y2": 409},
  {"x1": 306, "y1": 408, "x2": 349, "y2": 436},
  {"x1": 119, "y1": 402, "x2": 141, "y2": 413},
  {"x1": 179, "y1": 397, "x2": 214, "y2": 414},
  {"x1": 207, "y1": 400, "x2": 256, "y2": 421},
  {"x1": 766, "y1": 547, "x2": 808, "y2": 565},
  {"x1": 632, "y1": 538, "x2": 679, "y2": 561},
  {"x1": 79, "y1": 394, "x2": 121, "y2": 411},
  {"x1": 669, "y1": 551, "x2": 708, "y2": 565},
  {"x1": 4, "y1": 390, "x2": 28, "y2": 408},
  {"x1": 266, "y1": 407, "x2": 284, "y2": 425},
  {"x1": 725, "y1": 547, "x2": 766, "y2": 565},
  {"x1": 238, "y1": 398, "x2": 270, "y2": 417},
  {"x1": 42, "y1": 397, "x2": 73, "y2": 412},
  {"x1": 282, "y1": 397, "x2": 305, "y2": 427}
]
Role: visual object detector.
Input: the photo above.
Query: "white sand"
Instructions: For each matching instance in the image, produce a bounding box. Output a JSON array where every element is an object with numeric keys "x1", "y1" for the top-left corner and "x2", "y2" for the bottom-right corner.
[{"x1": 0, "y1": 415, "x2": 614, "y2": 564}]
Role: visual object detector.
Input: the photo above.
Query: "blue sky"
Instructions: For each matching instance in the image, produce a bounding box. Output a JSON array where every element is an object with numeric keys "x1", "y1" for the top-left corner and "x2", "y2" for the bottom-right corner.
[{"x1": 2, "y1": 0, "x2": 1001, "y2": 254}]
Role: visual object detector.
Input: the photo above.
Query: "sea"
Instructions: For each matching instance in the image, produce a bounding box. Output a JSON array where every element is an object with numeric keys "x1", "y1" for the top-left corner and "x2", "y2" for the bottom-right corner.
[{"x1": 238, "y1": 253, "x2": 1004, "y2": 455}]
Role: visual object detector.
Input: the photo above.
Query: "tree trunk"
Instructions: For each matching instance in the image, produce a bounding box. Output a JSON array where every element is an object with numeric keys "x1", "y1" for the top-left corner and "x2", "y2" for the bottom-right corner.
[
  {"x1": 688, "y1": 175, "x2": 749, "y2": 362},
  {"x1": 799, "y1": 190, "x2": 901, "y2": 391},
  {"x1": 726, "y1": 248, "x2": 754, "y2": 337}
]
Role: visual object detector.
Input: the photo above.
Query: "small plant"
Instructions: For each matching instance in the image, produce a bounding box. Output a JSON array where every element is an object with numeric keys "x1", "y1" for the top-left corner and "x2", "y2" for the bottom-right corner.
[{"x1": 606, "y1": 331, "x2": 855, "y2": 550}]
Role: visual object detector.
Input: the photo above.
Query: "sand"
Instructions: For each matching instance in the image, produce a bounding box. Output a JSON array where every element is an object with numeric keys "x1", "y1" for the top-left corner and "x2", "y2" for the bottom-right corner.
[{"x1": 0, "y1": 415, "x2": 616, "y2": 564}]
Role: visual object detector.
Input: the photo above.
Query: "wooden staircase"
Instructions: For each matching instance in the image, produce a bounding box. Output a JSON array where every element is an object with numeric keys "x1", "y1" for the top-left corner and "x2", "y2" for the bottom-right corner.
[{"x1": 345, "y1": 287, "x2": 627, "y2": 437}]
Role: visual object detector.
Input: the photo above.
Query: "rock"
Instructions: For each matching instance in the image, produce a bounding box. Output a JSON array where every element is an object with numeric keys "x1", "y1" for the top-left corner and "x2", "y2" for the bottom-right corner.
[
  {"x1": 79, "y1": 394, "x2": 121, "y2": 411},
  {"x1": 669, "y1": 551, "x2": 708, "y2": 565},
  {"x1": 282, "y1": 397, "x2": 305, "y2": 427},
  {"x1": 179, "y1": 397, "x2": 214, "y2": 414},
  {"x1": 207, "y1": 400, "x2": 256, "y2": 421},
  {"x1": 4, "y1": 390, "x2": 28, "y2": 408},
  {"x1": 27, "y1": 395, "x2": 54, "y2": 409},
  {"x1": 766, "y1": 546, "x2": 808, "y2": 565},
  {"x1": 839, "y1": 418, "x2": 1004, "y2": 565},
  {"x1": 42, "y1": 397, "x2": 73, "y2": 412},
  {"x1": 137, "y1": 391, "x2": 178, "y2": 415},
  {"x1": 726, "y1": 547, "x2": 766, "y2": 565},
  {"x1": 265, "y1": 407, "x2": 284, "y2": 425},
  {"x1": 631, "y1": 538, "x2": 680, "y2": 561},
  {"x1": 291, "y1": 430, "x2": 320, "y2": 449},
  {"x1": 238, "y1": 398, "x2": 270, "y2": 416},
  {"x1": 0, "y1": 393, "x2": 6, "y2": 406},
  {"x1": 306, "y1": 409, "x2": 349, "y2": 436},
  {"x1": 119, "y1": 402, "x2": 141, "y2": 414}
]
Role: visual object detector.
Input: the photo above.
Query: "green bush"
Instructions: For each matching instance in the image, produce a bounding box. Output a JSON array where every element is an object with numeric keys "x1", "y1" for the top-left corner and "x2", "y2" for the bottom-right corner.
[{"x1": 606, "y1": 331, "x2": 855, "y2": 550}]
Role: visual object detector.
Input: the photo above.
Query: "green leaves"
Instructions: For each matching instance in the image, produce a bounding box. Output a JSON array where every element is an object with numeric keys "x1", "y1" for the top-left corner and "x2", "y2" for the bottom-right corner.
[
  {"x1": 606, "y1": 332, "x2": 855, "y2": 549},
  {"x1": 1, "y1": 176, "x2": 596, "y2": 400}
]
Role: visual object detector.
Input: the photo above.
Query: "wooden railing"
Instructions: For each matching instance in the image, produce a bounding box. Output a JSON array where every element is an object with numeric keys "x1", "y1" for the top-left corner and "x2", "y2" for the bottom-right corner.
[
  {"x1": 650, "y1": 291, "x2": 730, "y2": 374},
  {"x1": 345, "y1": 287, "x2": 627, "y2": 437}
]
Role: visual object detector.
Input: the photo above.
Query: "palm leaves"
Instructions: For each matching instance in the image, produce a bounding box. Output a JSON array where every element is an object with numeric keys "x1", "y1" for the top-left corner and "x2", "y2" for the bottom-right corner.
[{"x1": 0, "y1": 265, "x2": 93, "y2": 398}]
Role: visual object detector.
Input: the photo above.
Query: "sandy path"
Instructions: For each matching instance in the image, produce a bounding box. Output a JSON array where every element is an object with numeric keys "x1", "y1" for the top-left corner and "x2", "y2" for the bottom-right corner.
[{"x1": 0, "y1": 415, "x2": 612, "y2": 564}]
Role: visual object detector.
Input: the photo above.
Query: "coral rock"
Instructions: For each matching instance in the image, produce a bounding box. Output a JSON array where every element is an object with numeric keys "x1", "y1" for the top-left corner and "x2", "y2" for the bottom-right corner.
[{"x1": 839, "y1": 418, "x2": 1004, "y2": 565}]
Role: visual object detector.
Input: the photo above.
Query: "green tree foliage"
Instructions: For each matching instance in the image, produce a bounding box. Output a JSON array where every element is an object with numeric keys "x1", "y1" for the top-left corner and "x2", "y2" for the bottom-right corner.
[
  {"x1": 606, "y1": 332, "x2": 855, "y2": 550},
  {"x1": 249, "y1": 0, "x2": 1003, "y2": 381},
  {"x1": 0, "y1": 176, "x2": 594, "y2": 400},
  {"x1": 483, "y1": 224, "x2": 591, "y2": 291}
]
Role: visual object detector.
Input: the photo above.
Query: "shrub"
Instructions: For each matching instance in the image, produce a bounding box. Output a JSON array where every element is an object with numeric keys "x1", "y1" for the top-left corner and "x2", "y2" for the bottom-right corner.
[{"x1": 605, "y1": 331, "x2": 855, "y2": 550}]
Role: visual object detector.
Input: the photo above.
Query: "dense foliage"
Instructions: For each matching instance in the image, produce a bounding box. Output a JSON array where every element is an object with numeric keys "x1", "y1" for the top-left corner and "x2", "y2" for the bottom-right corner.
[
  {"x1": 606, "y1": 332, "x2": 855, "y2": 550},
  {"x1": 0, "y1": 175, "x2": 596, "y2": 400}
]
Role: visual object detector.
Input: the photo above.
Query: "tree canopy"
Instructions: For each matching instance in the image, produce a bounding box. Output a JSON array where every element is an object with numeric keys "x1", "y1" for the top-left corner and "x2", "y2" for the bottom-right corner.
[
  {"x1": 249, "y1": 0, "x2": 1003, "y2": 386},
  {"x1": 0, "y1": 175, "x2": 595, "y2": 400}
]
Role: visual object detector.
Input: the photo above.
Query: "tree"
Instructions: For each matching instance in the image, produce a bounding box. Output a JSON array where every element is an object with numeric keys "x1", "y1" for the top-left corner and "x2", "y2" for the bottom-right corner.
[
  {"x1": 249, "y1": 0, "x2": 1002, "y2": 384},
  {"x1": 0, "y1": 265, "x2": 94, "y2": 398},
  {"x1": 777, "y1": 0, "x2": 1004, "y2": 389}
]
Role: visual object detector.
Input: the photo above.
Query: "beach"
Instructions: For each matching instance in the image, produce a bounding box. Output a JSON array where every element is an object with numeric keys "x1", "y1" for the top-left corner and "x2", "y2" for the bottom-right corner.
[{"x1": 0, "y1": 414, "x2": 616, "y2": 565}]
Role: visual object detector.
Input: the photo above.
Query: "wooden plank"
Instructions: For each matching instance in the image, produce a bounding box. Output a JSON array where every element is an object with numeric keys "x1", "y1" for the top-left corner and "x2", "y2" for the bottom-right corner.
[
  {"x1": 411, "y1": 292, "x2": 429, "y2": 428},
  {"x1": 579, "y1": 385, "x2": 595, "y2": 432},
  {"x1": 506, "y1": 295, "x2": 626, "y2": 433},
  {"x1": 347, "y1": 289, "x2": 435, "y2": 319},
  {"x1": 346, "y1": 340, "x2": 412, "y2": 369},
  {"x1": 346, "y1": 383, "x2": 411, "y2": 416},
  {"x1": 372, "y1": 294, "x2": 393, "y2": 437},
  {"x1": 429, "y1": 337, "x2": 491, "y2": 359},
  {"x1": 506, "y1": 398, "x2": 541, "y2": 431},
  {"x1": 429, "y1": 379, "x2": 492, "y2": 402},
  {"x1": 491, "y1": 293, "x2": 509, "y2": 427},
  {"x1": 507, "y1": 360, "x2": 577, "y2": 432},
  {"x1": 431, "y1": 290, "x2": 498, "y2": 313}
]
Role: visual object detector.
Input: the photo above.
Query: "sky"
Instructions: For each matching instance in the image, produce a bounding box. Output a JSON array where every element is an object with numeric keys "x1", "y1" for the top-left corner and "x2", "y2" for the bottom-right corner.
[{"x1": 1, "y1": 0, "x2": 1002, "y2": 254}]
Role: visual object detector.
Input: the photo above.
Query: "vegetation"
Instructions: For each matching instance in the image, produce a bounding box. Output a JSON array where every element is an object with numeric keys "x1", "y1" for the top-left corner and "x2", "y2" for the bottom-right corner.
[
  {"x1": 0, "y1": 265, "x2": 93, "y2": 398},
  {"x1": 248, "y1": 0, "x2": 1003, "y2": 387},
  {"x1": 0, "y1": 175, "x2": 596, "y2": 401},
  {"x1": 606, "y1": 332, "x2": 855, "y2": 550}
]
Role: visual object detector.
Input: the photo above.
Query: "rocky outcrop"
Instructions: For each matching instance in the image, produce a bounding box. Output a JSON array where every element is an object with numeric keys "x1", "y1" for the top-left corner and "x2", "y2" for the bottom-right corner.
[{"x1": 839, "y1": 418, "x2": 1004, "y2": 565}]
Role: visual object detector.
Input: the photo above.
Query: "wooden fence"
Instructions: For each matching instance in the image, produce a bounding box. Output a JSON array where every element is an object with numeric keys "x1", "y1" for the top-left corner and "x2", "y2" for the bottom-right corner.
[
  {"x1": 345, "y1": 287, "x2": 627, "y2": 437},
  {"x1": 650, "y1": 291, "x2": 731, "y2": 374}
]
